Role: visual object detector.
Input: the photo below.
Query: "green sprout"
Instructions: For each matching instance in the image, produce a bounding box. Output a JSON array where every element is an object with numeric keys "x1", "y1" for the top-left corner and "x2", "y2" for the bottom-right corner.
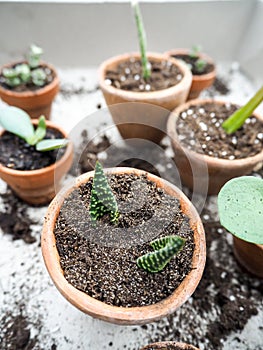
[
  {"x1": 195, "y1": 59, "x2": 207, "y2": 73},
  {"x1": 2, "y1": 44, "x2": 47, "y2": 88},
  {"x1": 137, "y1": 235, "x2": 185, "y2": 273},
  {"x1": 189, "y1": 45, "x2": 202, "y2": 59},
  {"x1": 131, "y1": 0, "x2": 151, "y2": 80},
  {"x1": 89, "y1": 161, "x2": 119, "y2": 225},
  {"x1": 222, "y1": 86, "x2": 263, "y2": 134},
  {"x1": 0, "y1": 106, "x2": 68, "y2": 152},
  {"x1": 218, "y1": 176, "x2": 263, "y2": 245}
]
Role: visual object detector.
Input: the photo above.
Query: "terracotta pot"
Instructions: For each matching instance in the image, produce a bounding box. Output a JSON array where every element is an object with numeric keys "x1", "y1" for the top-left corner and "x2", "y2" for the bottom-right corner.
[
  {"x1": 233, "y1": 236, "x2": 263, "y2": 278},
  {"x1": 165, "y1": 49, "x2": 216, "y2": 100},
  {"x1": 167, "y1": 99, "x2": 263, "y2": 195},
  {"x1": 41, "y1": 167, "x2": 206, "y2": 325},
  {"x1": 141, "y1": 341, "x2": 200, "y2": 350},
  {"x1": 0, "y1": 61, "x2": 59, "y2": 119},
  {"x1": 99, "y1": 52, "x2": 192, "y2": 143},
  {"x1": 0, "y1": 120, "x2": 73, "y2": 205}
]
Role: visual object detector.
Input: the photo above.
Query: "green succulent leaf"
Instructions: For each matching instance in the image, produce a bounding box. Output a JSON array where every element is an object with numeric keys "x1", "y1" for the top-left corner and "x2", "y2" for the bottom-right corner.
[
  {"x1": 31, "y1": 68, "x2": 46, "y2": 86},
  {"x1": 28, "y1": 44, "x2": 43, "y2": 68},
  {"x1": 0, "y1": 106, "x2": 34, "y2": 140},
  {"x1": 34, "y1": 115, "x2": 46, "y2": 142},
  {"x1": 89, "y1": 161, "x2": 119, "y2": 224},
  {"x1": 189, "y1": 45, "x2": 202, "y2": 59},
  {"x1": 36, "y1": 139, "x2": 68, "y2": 151},
  {"x1": 222, "y1": 85, "x2": 263, "y2": 134},
  {"x1": 2, "y1": 68, "x2": 18, "y2": 79},
  {"x1": 195, "y1": 59, "x2": 207, "y2": 73},
  {"x1": 218, "y1": 176, "x2": 263, "y2": 244},
  {"x1": 15, "y1": 64, "x2": 31, "y2": 83},
  {"x1": 137, "y1": 235, "x2": 185, "y2": 273}
]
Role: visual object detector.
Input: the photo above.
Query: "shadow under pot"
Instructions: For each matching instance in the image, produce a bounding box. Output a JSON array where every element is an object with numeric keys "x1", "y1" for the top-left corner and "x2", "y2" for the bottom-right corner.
[
  {"x1": 98, "y1": 52, "x2": 192, "y2": 144},
  {"x1": 167, "y1": 99, "x2": 263, "y2": 195},
  {"x1": 41, "y1": 167, "x2": 206, "y2": 325},
  {"x1": 164, "y1": 49, "x2": 216, "y2": 100},
  {"x1": 140, "y1": 341, "x2": 200, "y2": 350},
  {"x1": 0, "y1": 120, "x2": 73, "y2": 205},
  {"x1": 0, "y1": 61, "x2": 59, "y2": 119}
]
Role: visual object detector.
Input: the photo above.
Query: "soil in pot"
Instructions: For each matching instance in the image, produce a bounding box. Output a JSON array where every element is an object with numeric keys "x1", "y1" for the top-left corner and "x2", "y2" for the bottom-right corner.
[
  {"x1": 176, "y1": 102, "x2": 263, "y2": 160},
  {"x1": 55, "y1": 173, "x2": 195, "y2": 307},
  {"x1": 144, "y1": 345, "x2": 195, "y2": 350},
  {"x1": 0, "y1": 63, "x2": 55, "y2": 93},
  {"x1": 0, "y1": 128, "x2": 66, "y2": 171},
  {"x1": 171, "y1": 54, "x2": 214, "y2": 76},
  {"x1": 105, "y1": 58, "x2": 183, "y2": 92}
]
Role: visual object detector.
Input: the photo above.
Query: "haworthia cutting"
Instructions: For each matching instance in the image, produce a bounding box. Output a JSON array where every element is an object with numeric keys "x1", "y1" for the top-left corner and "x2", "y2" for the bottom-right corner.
[
  {"x1": 89, "y1": 161, "x2": 119, "y2": 224},
  {"x1": 137, "y1": 235, "x2": 185, "y2": 273}
]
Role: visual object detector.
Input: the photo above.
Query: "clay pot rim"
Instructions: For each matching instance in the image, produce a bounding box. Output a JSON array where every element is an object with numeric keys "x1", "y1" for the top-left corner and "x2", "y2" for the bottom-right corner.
[
  {"x1": 140, "y1": 340, "x2": 200, "y2": 350},
  {"x1": 0, "y1": 61, "x2": 59, "y2": 98},
  {"x1": 0, "y1": 119, "x2": 73, "y2": 177},
  {"x1": 98, "y1": 52, "x2": 192, "y2": 100},
  {"x1": 164, "y1": 48, "x2": 216, "y2": 83},
  {"x1": 41, "y1": 167, "x2": 206, "y2": 325},
  {"x1": 167, "y1": 98, "x2": 263, "y2": 166}
]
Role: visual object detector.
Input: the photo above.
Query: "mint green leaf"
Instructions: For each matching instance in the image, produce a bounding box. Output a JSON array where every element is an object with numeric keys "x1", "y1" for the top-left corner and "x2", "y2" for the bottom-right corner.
[
  {"x1": 31, "y1": 68, "x2": 46, "y2": 86},
  {"x1": 15, "y1": 64, "x2": 31, "y2": 83},
  {"x1": 36, "y1": 139, "x2": 68, "y2": 151},
  {"x1": 2, "y1": 68, "x2": 18, "y2": 79},
  {"x1": 218, "y1": 176, "x2": 263, "y2": 244},
  {"x1": 0, "y1": 107, "x2": 34, "y2": 140},
  {"x1": 89, "y1": 161, "x2": 119, "y2": 224},
  {"x1": 137, "y1": 235, "x2": 185, "y2": 273},
  {"x1": 28, "y1": 44, "x2": 43, "y2": 68},
  {"x1": 34, "y1": 115, "x2": 46, "y2": 143}
]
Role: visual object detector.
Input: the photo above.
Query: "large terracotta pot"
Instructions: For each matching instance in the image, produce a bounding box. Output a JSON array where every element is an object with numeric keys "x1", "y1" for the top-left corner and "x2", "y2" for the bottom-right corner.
[
  {"x1": 167, "y1": 99, "x2": 263, "y2": 195},
  {"x1": 0, "y1": 61, "x2": 59, "y2": 119},
  {"x1": 141, "y1": 341, "x2": 200, "y2": 350},
  {"x1": 41, "y1": 167, "x2": 206, "y2": 325},
  {"x1": 165, "y1": 49, "x2": 216, "y2": 100},
  {"x1": 99, "y1": 52, "x2": 192, "y2": 143},
  {"x1": 0, "y1": 120, "x2": 73, "y2": 205},
  {"x1": 233, "y1": 236, "x2": 263, "y2": 278}
]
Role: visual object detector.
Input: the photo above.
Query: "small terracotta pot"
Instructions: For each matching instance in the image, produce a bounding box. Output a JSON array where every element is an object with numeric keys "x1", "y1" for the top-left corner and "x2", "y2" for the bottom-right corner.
[
  {"x1": 0, "y1": 120, "x2": 73, "y2": 205},
  {"x1": 165, "y1": 49, "x2": 216, "y2": 100},
  {"x1": 0, "y1": 61, "x2": 59, "y2": 119},
  {"x1": 99, "y1": 52, "x2": 192, "y2": 143},
  {"x1": 233, "y1": 236, "x2": 263, "y2": 278},
  {"x1": 167, "y1": 99, "x2": 263, "y2": 195},
  {"x1": 141, "y1": 341, "x2": 200, "y2": 350},
  {"x1": 41, "y1": 167, "x2": 206, "y2": 325}
]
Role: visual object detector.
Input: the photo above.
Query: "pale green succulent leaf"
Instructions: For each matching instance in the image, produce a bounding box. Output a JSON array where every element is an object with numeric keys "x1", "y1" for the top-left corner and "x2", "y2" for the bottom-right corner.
[{"x1": 36, "y1": 139, "x2": 68, "y2": 151}]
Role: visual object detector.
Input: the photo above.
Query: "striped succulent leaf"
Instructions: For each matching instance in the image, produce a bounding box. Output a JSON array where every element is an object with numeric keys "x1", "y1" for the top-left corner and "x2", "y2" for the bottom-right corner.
[
  {"x1": 137, "y1": 235, "x2": 185, "y2": 273},
  {"x1": 89, "y1": 161, "x2": 119, "y2": 224}
]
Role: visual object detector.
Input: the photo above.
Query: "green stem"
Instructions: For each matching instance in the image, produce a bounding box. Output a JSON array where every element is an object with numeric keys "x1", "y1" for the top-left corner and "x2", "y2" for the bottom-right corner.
[
  {"x1": 132, "y1": 0, "x2": 151, "y2": 80},
  {"x1": 222, "y1": 85, "x2": 263, "y2": 134}
]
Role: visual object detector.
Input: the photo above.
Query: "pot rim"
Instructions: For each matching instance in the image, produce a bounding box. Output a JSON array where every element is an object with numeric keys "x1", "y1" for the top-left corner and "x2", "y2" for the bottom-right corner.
[
  {"x1": 98, "y1": 52, "x2": 192, "y2": 100},
  {"x1": 0, "y1": 60, "x2": 59, "y2": 98},
  {"x1": 167, "y1": 98, "x2": 263, "y2": 166},
  {"x1": 164, "y1": 48, "x2": 216, "y2": 82},
  {"x1": 0, "y1": 119, "x2": 73, "y2": 177},
  {"x1": 41, "y1": 167, "x2": 206, "y2": 325},
  {"x1": 140, "y1": 340, "x2": 200, "y2": 350}
]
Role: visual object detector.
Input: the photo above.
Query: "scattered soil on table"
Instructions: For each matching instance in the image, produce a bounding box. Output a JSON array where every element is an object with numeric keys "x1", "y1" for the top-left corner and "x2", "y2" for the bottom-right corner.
[
  {"x1": 55, "y1": 173, "x2": 195, "y2": 307},
  {"x1": 145, "y1": 345, "x2": 194, "y2": 350},
  {"x1": 0, "y1": 188, "x2": 36, "y2": 243},
  {"x1": 0, "y1": 307, "x2": 38, "y2": 350},
  {"x1": 0, "y1": 128, "x2": 66, "y2": 170},
  {"x1": 211, "y1": 77, "x2": 230, "y2": 95},
  {"x1": 172, "y1": 54, "x2": 214, "y2": 76},
  {"x1": 176, "y1": 102, "x2": 263, "y2": 159},
  {"x1": 0, "y1": 63, "x2": 54, "y2": 92},
  {"x1": 105, "y1": 58, "x2": 183, "y2": 92}
]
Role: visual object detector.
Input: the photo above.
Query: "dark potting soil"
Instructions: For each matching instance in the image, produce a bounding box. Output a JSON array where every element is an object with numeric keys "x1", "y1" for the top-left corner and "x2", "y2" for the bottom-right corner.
[
  {"x1": 172, "y1": 54, "x2": 214, "y2": 76},
  {"x1": 0, "y1": 308, "x2": 38, "y2": 350},
  {"x1": 0, "y1": 63, "x2": 54, "y2": 92},
  {"x1": 0, "y1": 188, "x2": 36, "y2": 243},
  {"x1": 176, "y1": 102, "x2": 263, "y2": 159},
  {"x1": 55, "y1": 173, "x2": 195, "y2": 307},
  {"x1": 146, "y1": 346, "x2": 194, "y2": 350},
  {"x1": 211, "y1": 77, "x2": 230, "y2": 95},
  {"x1": 0, "y1": 128, "x2": 66, "y2": 171},
  {"x1": 105, "y1": 58, "x2": 183, "y2": 92}
]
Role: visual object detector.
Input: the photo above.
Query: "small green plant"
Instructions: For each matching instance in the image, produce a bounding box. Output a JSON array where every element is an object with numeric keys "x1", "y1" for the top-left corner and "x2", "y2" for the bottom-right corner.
[
  {"x1": 131, "y1": 0, "x2": 151, "y2": 79},
  {"x1": 0, "y1": 106, "x2": 68, "y2": 151},
  {"x1": 89, "y1": 161, "x2": 119, "y2": 224},
  {"x1": 218, "y1": 176, "x2": 263, "y2": 245},
  {"x1": 222, "y1": 85, "x2": 263, "y2": 134},
  {"x1": 137, "y1": 235, "x2": 185, "y2": 273},
  {"x1": 2, "y1": 44, "x2": 47, "y2": 88},
  {"x1": 188, "y1": 45, "x2": 207, "y2": 74}
]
